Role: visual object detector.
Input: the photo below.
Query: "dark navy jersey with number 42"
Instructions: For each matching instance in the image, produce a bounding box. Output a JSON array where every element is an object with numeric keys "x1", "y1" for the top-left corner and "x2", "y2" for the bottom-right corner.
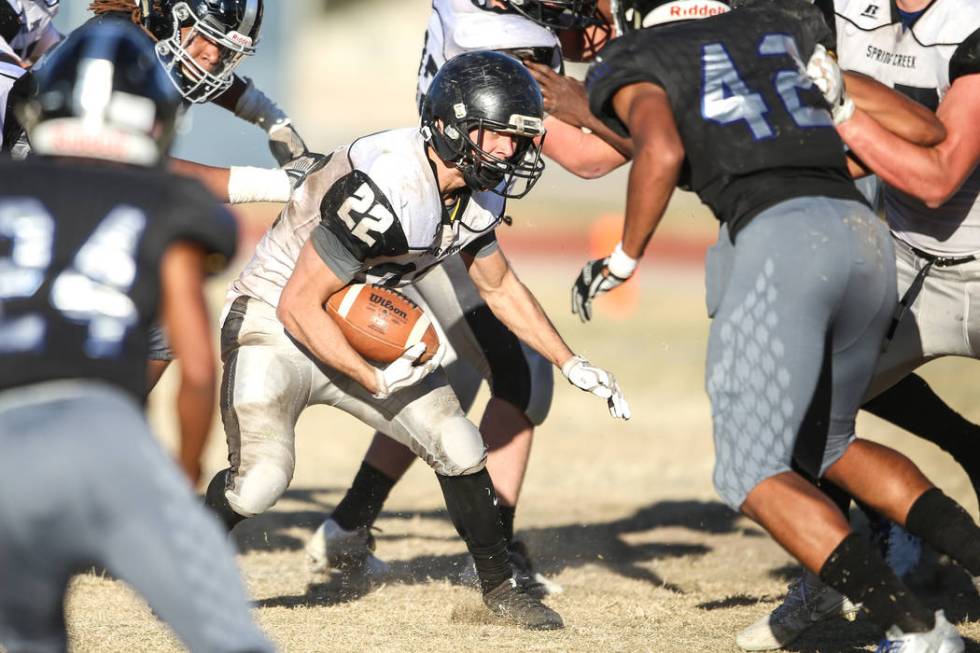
[
  {"x1": 0, "y1": 157, "x2": 237, "y2": 400},
  {"x1": 587, "y1": 0, "x2": 866, "y2": 231}
]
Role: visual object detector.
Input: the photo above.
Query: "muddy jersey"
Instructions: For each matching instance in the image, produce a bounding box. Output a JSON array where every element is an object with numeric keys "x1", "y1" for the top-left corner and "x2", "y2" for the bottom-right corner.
[
  {"x1": 229, "y1": 127, "x2": 504, "y2": 309},
  {"x1": 417, "y1": 0, "x2": 561, "y2": 110},
  {"x1": 0, "y1": 0, "x2": 60, "y2": 62},
  {"x1": 0, "y1": 157, "x2": 236, "y2": 400},
  {"x1": 829, "y1": 0, "x2": 980, "y2": 255},
  {"x1": 588, "y1": 0, "x2": 864, "y2": 233}
]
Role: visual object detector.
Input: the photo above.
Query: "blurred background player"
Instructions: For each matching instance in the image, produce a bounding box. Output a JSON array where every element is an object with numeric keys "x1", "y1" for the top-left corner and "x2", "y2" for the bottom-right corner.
[
  {"x1": 205, "y1": 51, "x2": 628, "y2": 630},
  {"x1": 582, "y1": 0, "x2": 980, "y2": 650},
  {"x1": 737, "y1": 0, "x2": 980, "y2": 648},
  {"x1": 0, "y1": 20, "x2": 273, "y2": 652},
  {"x1": 305, "y1": 0, "x2": 630, "y2": 598},
  {"x1": 0, "y1": 0, "x2": 61, "y2": 156}
]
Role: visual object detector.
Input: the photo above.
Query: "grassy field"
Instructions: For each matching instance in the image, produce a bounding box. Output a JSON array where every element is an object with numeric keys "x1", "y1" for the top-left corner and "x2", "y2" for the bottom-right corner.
[{"x1": 58, "y1": 222, "x2": 980, "y2": 652}]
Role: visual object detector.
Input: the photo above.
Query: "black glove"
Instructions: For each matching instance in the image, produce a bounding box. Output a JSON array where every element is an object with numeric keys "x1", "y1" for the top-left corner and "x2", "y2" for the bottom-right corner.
[{"x1": 571, "y1": 257, "x2": 628, "y2": 322}]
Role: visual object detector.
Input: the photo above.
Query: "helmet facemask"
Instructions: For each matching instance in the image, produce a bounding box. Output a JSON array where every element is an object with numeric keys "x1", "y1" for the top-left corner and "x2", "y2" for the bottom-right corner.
[
  {"x1": 431, "y1": 114, "x2": 546, "y2": 199},
  {"x1": 154, "y1": 1, "x2": 256, "y2": 103},
  {"x1": 504, "y1": 0, "x2": 603, "y2": 30}
]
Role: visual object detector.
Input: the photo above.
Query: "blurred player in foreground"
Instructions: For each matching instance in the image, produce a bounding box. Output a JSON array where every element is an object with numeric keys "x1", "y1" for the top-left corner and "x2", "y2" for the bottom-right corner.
[
  {"x1": 0, "y1": 21, "x2": 273, "y2": 653},
  {"x1": 205, "y1": 51, "x2": 628, "y2": 630},
  {"x1": 738, "y1": 0, "x2": 980, "y2": 648},
  {"x1": 579, "y1": 0, "x2": 980, "y2": 650}
]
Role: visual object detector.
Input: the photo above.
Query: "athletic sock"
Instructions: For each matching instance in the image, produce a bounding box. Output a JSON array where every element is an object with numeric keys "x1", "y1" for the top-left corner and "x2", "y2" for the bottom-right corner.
[
  {"x1": 437, "y1": 469, "x2": 512, "y2": 594},
  {"x1": 498, "y1": 504, "x2": 516, "y2": 544},
  {"x1": 905, "y1": 488, "x2": 980, "y2": 575},
  {"x1": 331, "y1": 462, "x2": 397, "y2": 532},
  {"x1": 819, "y1": 533, "x2": 934, "y2": 634},
  {"x1": 204, "y1": 469, "x2": 247, "y2": 532},
  {"x1": 864, "y1": 375, "x2": 980, "y2": 497}
]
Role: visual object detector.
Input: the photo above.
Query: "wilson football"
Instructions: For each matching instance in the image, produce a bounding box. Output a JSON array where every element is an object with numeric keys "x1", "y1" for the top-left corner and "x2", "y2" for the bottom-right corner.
[{"x1": 326, "y1": 284, "x2": 439, "y2": 364}]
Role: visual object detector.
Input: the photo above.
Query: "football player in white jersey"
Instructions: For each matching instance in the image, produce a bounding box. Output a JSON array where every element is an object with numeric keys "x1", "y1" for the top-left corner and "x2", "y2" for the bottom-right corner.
[
  {"x1": 736, "y1": 1, "x2": 980, "y2": 650},
  {"x1": 303, "y1": 0, "x2": 632, "y2": 598},
  {"x1": 0, "y1": 0, "x2": 60, "y2": 155},
  {"x1": 204, "y1": 51, "x2": 629, "y2": 630}
]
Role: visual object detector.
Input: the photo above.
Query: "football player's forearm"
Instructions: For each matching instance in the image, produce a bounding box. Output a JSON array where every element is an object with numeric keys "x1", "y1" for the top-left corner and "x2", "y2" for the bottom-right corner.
[
  {"x1": 622, "y1": 145, "x2": 680, "y2": 259},
  {"x1": 483, "y1": 273, "x2": 574, "y2": 367},
  {"x1": 844, "y1": 72, "x2": 946, "y2": 146},
  {"x1": 169, "y1": 158, "x2": 232, "y2": 202},
  {"x1": 542, "y1": 121, "x2": 627, "y2": 179},
  {"x1": 581, "y1": 116, "x2": 634, "y2": 160},
  {"x1": 838, "y1": 110, "x2": 955, "y2": 208},
  {"x1": 277, "y1": 300, "x2": 378, "y2": 392},
  {"x1": 160, "y1": 243, "x2": 216, "y2": 485}
]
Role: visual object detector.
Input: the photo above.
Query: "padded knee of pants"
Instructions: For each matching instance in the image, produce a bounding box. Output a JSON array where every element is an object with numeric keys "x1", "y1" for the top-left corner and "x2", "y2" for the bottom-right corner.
[
  {"x1": 225, "y1": 453, "x2": 294, "y2": 518},
  {"x1": 522, "y1": 348, "x2": 554, "y2": 426},
  {"x1": 431, "y1": 415, "x2": 487, "y2": 477}
]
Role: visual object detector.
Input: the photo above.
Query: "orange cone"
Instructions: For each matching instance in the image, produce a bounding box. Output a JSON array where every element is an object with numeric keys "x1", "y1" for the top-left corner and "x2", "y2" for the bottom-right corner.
[{"x1": 589, "y1": 213, "x2": 638, "y2": 319}]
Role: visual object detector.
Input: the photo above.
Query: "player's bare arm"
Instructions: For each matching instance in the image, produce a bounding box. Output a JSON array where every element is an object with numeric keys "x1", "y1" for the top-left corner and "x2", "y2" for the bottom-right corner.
[
  {"x1": 277, "y1": 240, "x2": 381, "y2": 394},
  {"x1": 466, "y1": 247, "x2": 575, "y2": 368},
  {"x1": 160, "y1": 242, "x2": 216, "y2": 486},
  {"x1": 614, "y1": 82, "x2": 683, "y2": 258},
  {"x1": 571, "y1": 81, "x2": 682, "y2": 322},
  {"x1": 836, "y1": 74, "x2": 980, "y2": 207},
  {"x1": 525, "y1": 61, "x2": 633, "y2": 173},
  {"x1": 842, "y1": 72, "x2": 945, "y2": 147}
]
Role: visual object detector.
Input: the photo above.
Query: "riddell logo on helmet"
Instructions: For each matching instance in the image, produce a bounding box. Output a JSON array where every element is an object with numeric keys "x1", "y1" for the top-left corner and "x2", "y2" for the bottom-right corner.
[
  {"x1": 668, "y1": 3, "x2": 726, "y2": 17},
  {"x1": 225, "y1": 31, "x2": 253, "y2": 48}
]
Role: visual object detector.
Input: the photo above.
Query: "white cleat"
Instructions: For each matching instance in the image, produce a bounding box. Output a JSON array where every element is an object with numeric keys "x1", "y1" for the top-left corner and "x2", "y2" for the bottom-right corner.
[
  {"x1": 736, "y1": 571, "x2": 860, "y2": 651},
  {"x1": 305, "y1": 518, "x2": 390, "y2": 577},
  {"x1": 876, "y1": 610, "x2": 964, "y2": 653}
]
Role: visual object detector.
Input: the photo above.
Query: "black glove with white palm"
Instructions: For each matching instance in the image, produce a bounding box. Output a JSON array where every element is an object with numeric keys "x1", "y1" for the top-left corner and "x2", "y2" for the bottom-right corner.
[
  {"x1": 571, "y1": 243, "x2": 638, "y2": 322},
  {"x1": 561, "y1": 355, "x2": 630, "y2": 420}
]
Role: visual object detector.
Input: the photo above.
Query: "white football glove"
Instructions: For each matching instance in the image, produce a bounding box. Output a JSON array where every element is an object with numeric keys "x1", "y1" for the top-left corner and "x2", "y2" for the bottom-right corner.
[
  {"x1": 561, "y1": 355, "x2": 631, "y2": 420},
  {"x1": 372, "y1": 341, "x2": 445, "y2": 400},
  {"x1": 806, "y1": 44, "x2": 855, "y2": 125}
]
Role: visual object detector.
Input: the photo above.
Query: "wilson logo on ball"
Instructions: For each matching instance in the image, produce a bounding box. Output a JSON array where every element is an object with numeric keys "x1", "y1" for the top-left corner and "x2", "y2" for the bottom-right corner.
[{"x1": 326, "y1": 284, "x2": 439, "y2": 364}]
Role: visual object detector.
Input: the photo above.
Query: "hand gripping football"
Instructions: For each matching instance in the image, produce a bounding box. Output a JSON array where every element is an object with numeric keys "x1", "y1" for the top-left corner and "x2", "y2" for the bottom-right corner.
[{"x1": 326, "y1": 284, "x2": 439, "y2": 364}]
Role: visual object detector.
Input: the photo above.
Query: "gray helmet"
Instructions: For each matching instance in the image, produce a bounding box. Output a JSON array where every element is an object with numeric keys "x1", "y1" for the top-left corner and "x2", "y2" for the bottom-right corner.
[{"x1": 421, "y1": 51, "x2": 546, "y2": 198}]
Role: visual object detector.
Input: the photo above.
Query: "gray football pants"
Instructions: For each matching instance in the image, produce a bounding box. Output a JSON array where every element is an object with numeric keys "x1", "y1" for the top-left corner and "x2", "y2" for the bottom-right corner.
[
  {"x1": 218, "y1": 296, "x2": 487, "y2": 518},
  {"x1": 0, "y1": 382, "x2": 273, "y2": 653},
  {"x1": 705, "y1": 197, "x2": 896, "y2": 510},
  {"x1": 866, "y1": 236, "x2": 980, "y2": 399}
]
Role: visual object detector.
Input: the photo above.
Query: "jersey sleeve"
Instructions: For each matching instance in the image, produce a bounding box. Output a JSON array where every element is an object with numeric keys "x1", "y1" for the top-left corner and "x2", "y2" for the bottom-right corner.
[
  {"x1": 950, "y1": 27, "x2": 980, "y2": 84},
  {"x1": 462, "y1": 230, "x2": 499, "y2": 259},
  {"x1": 586, "y1": 34, "x2": 666, "y2": 138},
  {"x1": 165, "y1": 177, "x2": 238, "y2": 272},
  {"x1": 314, "y1": 169, "x2": 410, "y2": 262},
  {"x1": 799, "y1": 0, "x2": 838, "y2": 52}
]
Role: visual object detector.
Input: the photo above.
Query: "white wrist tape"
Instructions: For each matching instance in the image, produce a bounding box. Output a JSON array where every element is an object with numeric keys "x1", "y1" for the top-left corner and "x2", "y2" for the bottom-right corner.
[
  {"x1": 606, "y1": 243, "x2": 638, "y2": 279},
  {"x1": 234, "y1": 77, "x2": 289, "y2": 132},
  {"x1": 227, "y1": 166, "x2": 292, "y2": 204}
]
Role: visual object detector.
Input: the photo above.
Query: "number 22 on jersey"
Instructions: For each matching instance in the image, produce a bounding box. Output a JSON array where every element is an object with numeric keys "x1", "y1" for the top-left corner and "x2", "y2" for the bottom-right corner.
[{"x1": 701, "y1": 33, "x2": 832, "y2": 139}]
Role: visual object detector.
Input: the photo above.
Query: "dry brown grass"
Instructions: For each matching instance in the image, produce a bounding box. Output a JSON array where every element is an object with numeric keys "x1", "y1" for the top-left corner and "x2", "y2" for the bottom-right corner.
[{"x1": 58, "y1": 248, "x2": 980, "y2": 653}]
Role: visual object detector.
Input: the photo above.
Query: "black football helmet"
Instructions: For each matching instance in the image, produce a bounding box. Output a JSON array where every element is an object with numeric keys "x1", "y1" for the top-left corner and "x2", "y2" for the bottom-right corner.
[
  {"x1": 421, "y1": 51, "x2": 546, "y2": 199},
  {"x1": 17, "y1": 19, "x2": 181, "y2": 165},
  {"x1": 611, "y1": 0, "x2": 730, "y2": 35},
  {"x1": 140, "y1": 0, "x2": 263, "y2": 103},
  {"x1": 471, "y1": 0, "x2": 603, "y2": 31}
]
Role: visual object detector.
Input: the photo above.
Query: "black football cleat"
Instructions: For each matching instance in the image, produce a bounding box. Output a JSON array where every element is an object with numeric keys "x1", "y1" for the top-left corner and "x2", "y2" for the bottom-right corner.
[{"x1": 483, "y1": 578, "x2": 564, "y2": 630}]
